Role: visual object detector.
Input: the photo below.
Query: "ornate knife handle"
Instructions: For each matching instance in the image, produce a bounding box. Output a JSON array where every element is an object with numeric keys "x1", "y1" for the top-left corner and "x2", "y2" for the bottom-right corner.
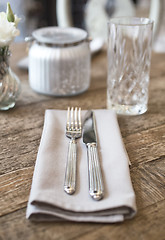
[
  {"x1": 87, "y1": 142, "x2": 104, "y2": 200},
  {"x1": 64, "y1": 139, "x2": 77, "y2": 194}
]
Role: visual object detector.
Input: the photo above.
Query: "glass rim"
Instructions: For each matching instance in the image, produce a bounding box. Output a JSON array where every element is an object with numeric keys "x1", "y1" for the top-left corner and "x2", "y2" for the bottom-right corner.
[{"x1": 108, "y1": 17, "x2": 154, "y2": 26}]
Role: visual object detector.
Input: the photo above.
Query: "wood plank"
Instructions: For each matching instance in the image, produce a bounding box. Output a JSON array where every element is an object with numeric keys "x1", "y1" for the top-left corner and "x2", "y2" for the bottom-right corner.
[
  {"x1": 0, "y1": 167, "x2": 33, "y2": 217},
  {"x1": 73, "y1": 200, "x2": 165, "y2": 240},
  {"x1": 0, "y1": 208, "x2": 96, "y2": 240},
  {"x1": 130, "y1": 157, "x2": 165, "y2": 209},
  {"x1": 0, "y1": 152, "x2": 164, "y2": 217},
  {"x1": 0, "y1": 42, "x2": 165, "y2": 239},
  {"x1": 124, "y1": 124, "x2": 165, "y2": 164},
  {"x1": 0, "y1": 200, "x2": 164, "y2": 240}
]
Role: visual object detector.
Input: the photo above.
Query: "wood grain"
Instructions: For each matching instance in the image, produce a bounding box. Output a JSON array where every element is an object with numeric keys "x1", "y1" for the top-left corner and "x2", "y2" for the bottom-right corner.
[{"x1": 0, "y1": 43, "x2": 165, "y2": 239}]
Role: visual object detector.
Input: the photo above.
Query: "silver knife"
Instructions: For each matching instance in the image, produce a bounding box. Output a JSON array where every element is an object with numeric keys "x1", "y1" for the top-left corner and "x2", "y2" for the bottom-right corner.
[{"x1": 83, "y1": 110, "x2": 104, "y2": 200}]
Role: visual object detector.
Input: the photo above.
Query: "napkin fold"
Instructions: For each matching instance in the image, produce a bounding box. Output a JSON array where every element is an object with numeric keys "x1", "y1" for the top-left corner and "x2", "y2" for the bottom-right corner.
[{"x1": 26, "y1": 109, "x2": 137, "y2": 223}]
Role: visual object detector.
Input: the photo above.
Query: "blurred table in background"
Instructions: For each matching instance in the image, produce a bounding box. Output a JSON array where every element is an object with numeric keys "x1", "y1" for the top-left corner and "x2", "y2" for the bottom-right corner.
[{"x1": 0, "y1": 43, "x2": 165, "y2": 239}]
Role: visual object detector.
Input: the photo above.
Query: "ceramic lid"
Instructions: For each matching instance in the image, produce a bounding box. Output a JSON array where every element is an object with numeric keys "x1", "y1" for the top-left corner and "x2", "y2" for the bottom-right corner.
[{"x1": 32, "y1": 27, "x2": 88, "y2": 46}]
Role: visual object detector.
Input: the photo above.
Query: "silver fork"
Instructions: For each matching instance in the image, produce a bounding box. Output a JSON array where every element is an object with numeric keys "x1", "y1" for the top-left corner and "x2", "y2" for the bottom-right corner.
[{"x1": 64, "y1": 107, "x2": 82, "y2": 194}]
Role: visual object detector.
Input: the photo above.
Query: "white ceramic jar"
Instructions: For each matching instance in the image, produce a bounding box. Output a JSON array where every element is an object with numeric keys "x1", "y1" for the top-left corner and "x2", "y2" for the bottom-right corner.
[{"x1": 28, "y1": 27, "x2": 91, "y2": 96}]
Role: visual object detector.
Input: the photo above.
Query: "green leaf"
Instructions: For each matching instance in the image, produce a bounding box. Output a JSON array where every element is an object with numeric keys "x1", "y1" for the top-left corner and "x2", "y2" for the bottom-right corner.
[{"x1": 6, "y1": 2, "x2": 15, "y2": 22}]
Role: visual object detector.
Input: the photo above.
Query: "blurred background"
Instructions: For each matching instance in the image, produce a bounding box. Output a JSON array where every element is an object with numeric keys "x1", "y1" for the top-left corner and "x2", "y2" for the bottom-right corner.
[{"x1": 0, "y1": 0, "x2": 151, "y2": 42}]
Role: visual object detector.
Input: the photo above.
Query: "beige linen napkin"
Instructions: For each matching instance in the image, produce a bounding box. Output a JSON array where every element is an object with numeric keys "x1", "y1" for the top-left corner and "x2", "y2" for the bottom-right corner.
[{"x1": 26, "y1": 109, "x2": 137, "y2": 223}]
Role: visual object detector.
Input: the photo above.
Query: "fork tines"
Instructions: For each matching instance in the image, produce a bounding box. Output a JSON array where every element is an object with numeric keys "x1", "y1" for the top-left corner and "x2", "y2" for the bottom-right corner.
[
  {"x1": 66, "y1": 107, "x2": 81, "y2": 131},
  {"x1": 64, "y1": 107, "x2": 82, "y2": 194}
]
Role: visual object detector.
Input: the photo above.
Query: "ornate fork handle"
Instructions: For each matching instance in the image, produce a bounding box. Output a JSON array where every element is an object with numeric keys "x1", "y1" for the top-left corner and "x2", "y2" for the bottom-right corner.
[
  {"x1": 64, "y1": 138, "x2": 77, "y2": 194},
  {"x1": 64, "y1": 107, "x2": 81, "y2": 195}
]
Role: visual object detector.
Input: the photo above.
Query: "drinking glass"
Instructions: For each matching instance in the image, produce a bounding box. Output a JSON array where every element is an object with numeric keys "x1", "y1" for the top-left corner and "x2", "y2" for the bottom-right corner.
[{"x1": 107, "y1": 17, "x2": 153, "y2": 115}]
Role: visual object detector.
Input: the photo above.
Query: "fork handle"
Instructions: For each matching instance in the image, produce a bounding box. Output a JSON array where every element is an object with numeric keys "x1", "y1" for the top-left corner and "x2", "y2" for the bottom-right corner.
[
  {"x1": 87, "y1": 143, "x2": 104, "y2": 200},
  {"x1": 64, "y1": 139, "x2": 77, "y2": 194}
]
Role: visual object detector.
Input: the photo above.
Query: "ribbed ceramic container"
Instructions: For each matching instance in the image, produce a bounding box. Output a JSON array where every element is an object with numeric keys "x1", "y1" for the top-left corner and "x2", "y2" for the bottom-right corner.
[{"x1": 28, "y1": 27, "x2": 91, "y2": 96}]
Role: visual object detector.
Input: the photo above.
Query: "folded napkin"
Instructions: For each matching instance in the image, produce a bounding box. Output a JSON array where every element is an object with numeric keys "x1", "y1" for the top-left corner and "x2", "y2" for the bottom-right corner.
[{"x1": 26, "y1": 109, "x2": 137, "y2": 223}]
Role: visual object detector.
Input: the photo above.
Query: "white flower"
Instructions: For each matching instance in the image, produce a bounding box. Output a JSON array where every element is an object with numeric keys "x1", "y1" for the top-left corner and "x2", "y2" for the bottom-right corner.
[
  {"x1": 14, "y1": 14, "x2": 21, "y2": 27},
  {"x1": 0, "y1": 12, "x2": 20, "y2": 47}
]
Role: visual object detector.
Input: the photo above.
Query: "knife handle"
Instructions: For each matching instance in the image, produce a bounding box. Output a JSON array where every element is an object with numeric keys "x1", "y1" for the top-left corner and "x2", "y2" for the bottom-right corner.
[
  {"x1": 87, "y1": 143, "x2": 104, "y2": 200},
  {"x1": 64, "y1": 139, "x2": 77, "y2": 194}
]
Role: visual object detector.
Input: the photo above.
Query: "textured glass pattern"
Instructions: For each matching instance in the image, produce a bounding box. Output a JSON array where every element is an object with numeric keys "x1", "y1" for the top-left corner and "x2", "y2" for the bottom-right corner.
[
  {"x1": 107, "y1": 18, "x2": 153, "y2": 115},
  {"x1": 0, "y1": 48, "x2": 20, "y2": 110},
  {"x1": 0, "y1": 68, "x2": 20, "y2": 110}
]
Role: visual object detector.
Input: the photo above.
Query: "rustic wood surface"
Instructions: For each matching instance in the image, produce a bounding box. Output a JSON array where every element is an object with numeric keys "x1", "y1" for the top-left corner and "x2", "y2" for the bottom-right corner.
[{"x1": 0, "y1": 43, "x2": 165, "y2": 240}]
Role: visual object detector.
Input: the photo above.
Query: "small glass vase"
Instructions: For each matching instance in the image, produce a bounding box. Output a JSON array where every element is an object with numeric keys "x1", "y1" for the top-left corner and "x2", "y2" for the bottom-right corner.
[{"x1": 0, "y1": 46, "x2": 21, "y2": 110}]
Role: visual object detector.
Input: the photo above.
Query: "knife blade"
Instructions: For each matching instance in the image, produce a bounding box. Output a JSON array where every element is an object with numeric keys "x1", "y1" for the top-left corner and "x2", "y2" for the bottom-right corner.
[{"x1": 83, "y1": 110, "x2": 104, "y2": 200}]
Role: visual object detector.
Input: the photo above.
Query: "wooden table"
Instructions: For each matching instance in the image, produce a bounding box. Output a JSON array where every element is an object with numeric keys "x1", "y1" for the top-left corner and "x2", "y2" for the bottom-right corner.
[{"x1": 0, "y1": 43, "x2": 165, "y2": 240}]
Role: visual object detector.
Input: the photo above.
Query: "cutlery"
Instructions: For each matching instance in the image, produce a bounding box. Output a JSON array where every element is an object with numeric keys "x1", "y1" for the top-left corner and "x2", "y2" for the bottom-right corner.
[
  {"x1": 83, "y1": 110, "x2": 104, "y2": 200},
  {"x1": 64, "y1": 107, "x2": 82, "y2": 194}
]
